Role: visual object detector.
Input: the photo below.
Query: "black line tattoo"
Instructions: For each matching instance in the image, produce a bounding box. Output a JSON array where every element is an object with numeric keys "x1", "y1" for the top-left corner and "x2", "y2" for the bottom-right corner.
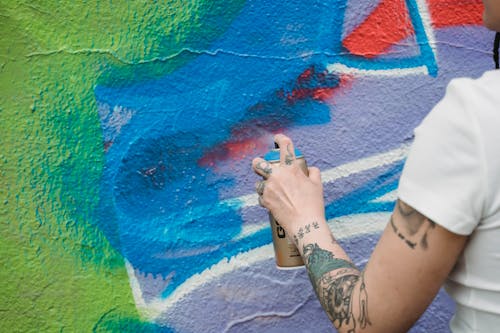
[
  {"x1": 397, "y1": 200, "x2": 416, "y2": 217},
  {"x1": 358, "y1": 270, "x2": 371, "y2": 329},
  {"x1": 285, "y1": 143, "x2": 294, "y2": 165},
  {"x1": 391, "y1": 200, "x2": 436, "y2": 250},
  {"x1": 397, "y1": 200, "x2": 423, "y2": 235},
  {"x1": 390, "y1": 216, "x2": 416, "y2": 249},
  {"x1": 255, "y1": 161, "x2": 272, "y2": 177},
  {"x1": 303, "y1": 243, "x2": 371, "y2": 332}
]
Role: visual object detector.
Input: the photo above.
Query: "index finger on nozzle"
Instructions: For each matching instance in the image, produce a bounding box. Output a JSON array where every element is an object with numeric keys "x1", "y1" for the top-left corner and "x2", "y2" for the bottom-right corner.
[{"x1": 274, "y1": 133, "x2": 295, "y2": 166}]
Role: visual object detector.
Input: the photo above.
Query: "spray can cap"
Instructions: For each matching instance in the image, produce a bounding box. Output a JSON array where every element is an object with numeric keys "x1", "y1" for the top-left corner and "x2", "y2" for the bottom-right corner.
[{"x1": 264, "y1": 144, "x2": 303, "y2": 162}]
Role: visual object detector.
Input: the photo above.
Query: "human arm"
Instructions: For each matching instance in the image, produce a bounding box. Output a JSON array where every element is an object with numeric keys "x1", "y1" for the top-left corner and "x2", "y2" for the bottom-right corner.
[{"x1": 252, "y1": 134, "x2": 468, "y2": 332}]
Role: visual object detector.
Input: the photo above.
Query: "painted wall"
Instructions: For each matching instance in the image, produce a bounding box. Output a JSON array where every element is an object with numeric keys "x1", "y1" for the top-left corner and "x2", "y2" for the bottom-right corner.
[{"x1": 0, "y1": 0, "x2": 492, "y2": 332}]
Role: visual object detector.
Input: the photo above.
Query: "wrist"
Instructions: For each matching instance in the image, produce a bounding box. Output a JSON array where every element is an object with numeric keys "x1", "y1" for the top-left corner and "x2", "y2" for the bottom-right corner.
[{"x1": 289, "y1": 218, "x2": 331, "y2": 248}]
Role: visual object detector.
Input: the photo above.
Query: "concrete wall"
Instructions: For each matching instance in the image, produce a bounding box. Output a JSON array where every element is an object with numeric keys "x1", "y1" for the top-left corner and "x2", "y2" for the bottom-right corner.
[{"x1": 1, "y1": 0, "x2": 491, "y2": 332}]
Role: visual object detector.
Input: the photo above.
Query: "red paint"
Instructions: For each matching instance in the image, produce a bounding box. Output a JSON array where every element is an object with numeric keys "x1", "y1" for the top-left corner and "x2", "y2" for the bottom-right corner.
[
  {"x1": 314, "y1": 75, "x2": 353, "y2": 101},
  {"x1": 198, "y1": 116, "x2": 284, "y2": 168},
  {"x1": 343, "y1": 0, "x2": 483, "y2": 58},
  {"x1": 298, "y1": 67, "x2": 314, "y2": 83},
  {"x1": 198, "y1": 130, "x2": 277, "y2": 168},
  {"x1": 198, "y1": 70, "x2": 352, "y2": 168},
  {"x1": 285, "y1": 75, "x2": 352, "y2": 103},
  {"x1": 284, "y1": 66, "x2": 350, "y2": 103},
  {"x1": 427, "y1": 0, "x2": 483, "y2": 28},
  {"x1": 343, "y1": 0, "x2": 414, "y2": 58}
]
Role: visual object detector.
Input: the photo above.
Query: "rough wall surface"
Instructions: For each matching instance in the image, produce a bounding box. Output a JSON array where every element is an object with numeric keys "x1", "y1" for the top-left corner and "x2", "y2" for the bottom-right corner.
[{"x1": 0, "y1": 0, "x2": 491, "y2": 332}]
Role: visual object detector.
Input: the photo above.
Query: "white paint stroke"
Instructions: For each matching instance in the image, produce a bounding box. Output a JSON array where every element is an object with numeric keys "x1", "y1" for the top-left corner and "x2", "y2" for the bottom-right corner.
[
  {"x1": 126, "y1": 260, "x2": 153, "y2": 320},
  {"x1": 234, "y1": 220, "x2": 268, "y2": 241},
  {"x1": 320, "y1": 143, "x2": 410, "y2": 183},
  {"x1": 126, "y1": 244, "x2": 274, "y2": 321},
  {"x1": 415, "y1": 0, "x2": 438, "y2": 56},
  {"x1": 327, "y1": 0, "x2": 438, "y2": 78},
  {"x1": 129, "y1": 211, "x2": 391, "y2": 321},
  {"x1": 326, "y1": 63, "x2": 429, "y2": 77},
  {"x1": 370, "y1": 189, "x2": 398, "y2": 203},
  {"x1": 236, "y1": 143, "x2": 411, "y2": 212},
  {"x1": 163, "y1": 143, "x2": 410, "y2": 234},
  {"x1": 130, "y1": 144, "x2": 411, "y2": 319}
]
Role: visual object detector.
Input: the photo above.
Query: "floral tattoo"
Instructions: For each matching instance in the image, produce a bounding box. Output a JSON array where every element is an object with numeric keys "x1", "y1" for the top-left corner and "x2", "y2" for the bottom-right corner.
[{"x1": 302, "y1": 243, "x2": 371, "y2": 332}]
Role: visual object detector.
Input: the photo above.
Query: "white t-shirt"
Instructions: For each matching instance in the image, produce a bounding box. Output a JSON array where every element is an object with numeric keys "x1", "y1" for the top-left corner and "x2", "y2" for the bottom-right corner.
[{"x1": 398, "y1": 70, "x2": 500, "y2": 332}]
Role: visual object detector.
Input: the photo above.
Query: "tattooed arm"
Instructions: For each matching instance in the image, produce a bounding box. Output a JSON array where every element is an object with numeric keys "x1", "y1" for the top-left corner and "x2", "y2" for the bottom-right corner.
[
  {"x1": 291, "y1": 204, "x2": 467, "y2": 333},
  {"x1": 253, "y1": 134, "x2": 467, "y2": 333},
  {"x1": 296, "y1": 225, "x2": 369, "y2": 332}
]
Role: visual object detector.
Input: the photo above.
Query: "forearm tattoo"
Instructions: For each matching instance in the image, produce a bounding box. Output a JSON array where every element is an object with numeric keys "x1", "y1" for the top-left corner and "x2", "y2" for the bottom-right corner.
[
  {"x1": 391, "y1": 200, "x2": 436, "y2": 250},
  {"x1": 303, "y1": 243, "x2": 371, "y2": 332}
]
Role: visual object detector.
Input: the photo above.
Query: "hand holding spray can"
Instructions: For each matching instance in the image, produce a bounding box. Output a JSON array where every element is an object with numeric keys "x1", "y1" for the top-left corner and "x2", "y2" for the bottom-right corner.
[{"x1": 263, "y1": 143, "x2": 308, "y2": 269}]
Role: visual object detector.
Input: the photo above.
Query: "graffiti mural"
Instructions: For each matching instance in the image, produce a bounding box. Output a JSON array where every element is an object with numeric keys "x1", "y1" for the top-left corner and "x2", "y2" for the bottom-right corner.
[{"x1": 1, "y1": 0, "x2": 490, "y2": 332}]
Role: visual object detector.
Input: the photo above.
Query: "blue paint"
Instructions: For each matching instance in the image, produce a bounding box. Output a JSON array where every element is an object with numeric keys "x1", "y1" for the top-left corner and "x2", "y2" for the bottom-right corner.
[
  {"x1": 325, "y1": 162, "x2": 404, "y2": 218},
  {"x1": 405, "y1": 0, "x2": 438, "y2": 76},
  {"x1": 95, "y1": 0, "x2": 433, "y2": 298}
]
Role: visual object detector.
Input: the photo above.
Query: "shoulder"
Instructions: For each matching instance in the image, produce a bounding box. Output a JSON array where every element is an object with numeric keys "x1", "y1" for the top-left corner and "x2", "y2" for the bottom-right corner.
[
  {"x1": 398, "y1": 72, "x2": 500, "y2": 235},
  {"x1": 445, "y1": 70, "x2": 500, "y2": 112},
  {"x1": 448, "y1": 70, "x2": 500, "y2": 91}
]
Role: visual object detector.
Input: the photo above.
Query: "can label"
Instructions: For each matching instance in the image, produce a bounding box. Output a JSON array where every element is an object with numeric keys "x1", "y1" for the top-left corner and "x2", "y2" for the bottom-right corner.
[
  {"x1": 265, "y1": 148, "x2": 307, "y2": 269},
  {"x1": 269, "y1": 213, "x2": 304, "y2": 268}
]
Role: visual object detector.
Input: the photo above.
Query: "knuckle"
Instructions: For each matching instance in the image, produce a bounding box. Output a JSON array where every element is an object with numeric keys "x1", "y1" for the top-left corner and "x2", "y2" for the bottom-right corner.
[
  {"x1": 275, "y1": 133, "x2": 289, "y2": 143},
  {"x1": 265, "y1": 180, "x2": 275, "y2": 191},
  {"x1": 281, "y1": 137, "x2": 292, "y2": 146}
]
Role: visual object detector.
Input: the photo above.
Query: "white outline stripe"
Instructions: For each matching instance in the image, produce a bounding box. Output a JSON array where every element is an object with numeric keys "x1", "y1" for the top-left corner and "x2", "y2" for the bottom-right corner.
[
  {"x1": 370, "y1": 189, "x2": 398, "y2": 203},
  {"x1": 162, "y1": 143, "x2": 410, "y2": 234},
  {"x1": 415, "y1": 0, "x2": 437, "y2": 56},
  {"x1": 237, "y1": 143, "x2": 410, "y2": 211},
  {"x1": 127, "y1": 144, "x2": 411, "y2": 320},
  {"x1": 235, "y1": 144, "x2": 409, "y2": 240},
  {"x1": 320, "y1": 144, "x2": 410, "y2": 183},
  {"x1": 128, "y1": 211, "x2": 391, "y2": 320},
  {"x1": 326, "y1": 63, "x2": 429, "y2": 76},
  {"x1": 327, "y1": 0, "x2": 438, "y2": 78}
]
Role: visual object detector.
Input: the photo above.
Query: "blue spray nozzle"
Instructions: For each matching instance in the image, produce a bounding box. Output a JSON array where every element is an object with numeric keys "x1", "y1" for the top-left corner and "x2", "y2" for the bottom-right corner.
[{"x1": 264, "y1": 147, "x2": 303, "y2": 162}]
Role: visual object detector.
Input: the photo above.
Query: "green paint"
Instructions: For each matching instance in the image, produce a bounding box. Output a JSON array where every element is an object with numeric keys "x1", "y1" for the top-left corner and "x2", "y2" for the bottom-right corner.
[{"x1": 0, "y1": 1, "x2": 245, "y2": 331}]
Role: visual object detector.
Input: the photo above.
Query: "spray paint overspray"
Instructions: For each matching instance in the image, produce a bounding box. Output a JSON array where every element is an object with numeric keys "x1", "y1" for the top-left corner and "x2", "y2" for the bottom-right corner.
[{"x1": 94, "y1": 0, "x2": 439, "y2": 299}]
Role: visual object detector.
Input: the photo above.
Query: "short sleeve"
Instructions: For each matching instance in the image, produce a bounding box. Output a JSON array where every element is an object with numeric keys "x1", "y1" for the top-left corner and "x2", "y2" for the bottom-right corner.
[{"x1": 397, "y1": 79, "x2": 485, "y2": 235}]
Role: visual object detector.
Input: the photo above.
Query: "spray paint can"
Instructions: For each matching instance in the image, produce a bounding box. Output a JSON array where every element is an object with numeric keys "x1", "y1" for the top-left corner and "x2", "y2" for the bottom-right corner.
[{"x1": 264, "y1": 144, "x2": 308, "y2": 269}]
